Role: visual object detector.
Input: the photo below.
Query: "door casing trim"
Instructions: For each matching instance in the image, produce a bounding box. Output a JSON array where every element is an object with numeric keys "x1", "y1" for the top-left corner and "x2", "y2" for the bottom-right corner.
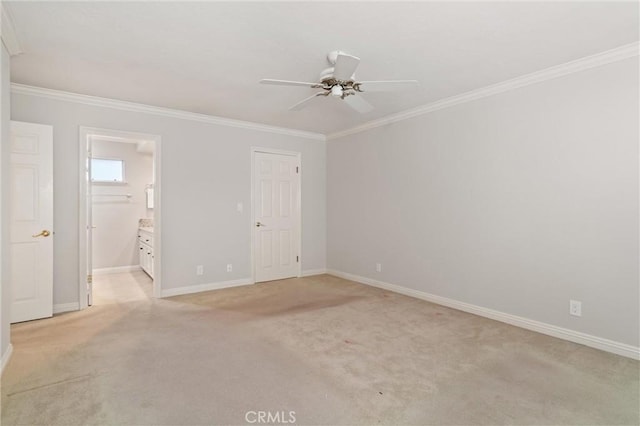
[{"x1": 78, "y1": 126, "x2": 162, "y2": 309}]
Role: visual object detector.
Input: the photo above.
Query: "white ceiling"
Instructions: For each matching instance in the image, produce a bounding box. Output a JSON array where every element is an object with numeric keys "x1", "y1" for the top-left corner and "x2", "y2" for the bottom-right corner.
[{"x1": 6, "y1": 2, "x2": 639, "y2": 135}]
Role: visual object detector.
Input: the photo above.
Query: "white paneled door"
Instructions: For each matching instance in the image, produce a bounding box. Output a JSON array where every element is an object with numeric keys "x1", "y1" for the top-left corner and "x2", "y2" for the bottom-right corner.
[
  {"x1": 253, "y1": 151, "x2": 300, "y2": 283},
  {"x1": 10, "y1": 121, "x2": 54, "y2": 323}
]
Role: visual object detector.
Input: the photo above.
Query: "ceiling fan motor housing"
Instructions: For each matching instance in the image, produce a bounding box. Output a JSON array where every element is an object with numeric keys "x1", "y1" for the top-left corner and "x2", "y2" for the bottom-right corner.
[
  {"x1": 319, "y1": 67, "x2": 335, "y2": 81},
  {"x1": 319, "y1": 67, "x2": 356, "y2": 82}
]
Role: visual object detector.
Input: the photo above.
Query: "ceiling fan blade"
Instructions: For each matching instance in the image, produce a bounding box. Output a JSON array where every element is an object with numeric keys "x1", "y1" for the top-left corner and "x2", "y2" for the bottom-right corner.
[
  {"x1": 289, "y1": 93, "x2": 325, "y2": 111},
  {"x1": 343, "y1": 95, "x2": 374, "y2": 114},
  {"x1": 333, "y1": 53, "x2": 360, "y2": 81},
  {"x1": 260, "y1": 79, "x2": 319, "y2": 88},
  {"x1": 357, "y1": 80, "x2": 419, "y2": 92}
]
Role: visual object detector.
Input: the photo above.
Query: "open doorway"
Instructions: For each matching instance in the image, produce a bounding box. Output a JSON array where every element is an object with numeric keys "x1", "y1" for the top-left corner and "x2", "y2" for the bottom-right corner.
[{"x1": 79, "y1": 127, "x2": 162, "y2": 308}]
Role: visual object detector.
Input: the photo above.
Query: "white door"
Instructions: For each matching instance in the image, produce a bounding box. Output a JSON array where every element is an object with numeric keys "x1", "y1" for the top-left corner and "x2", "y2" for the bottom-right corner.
[
  {"x1": 10, "y1": 121, "x2": 54, "y2": 323},
  {"x1": 253, "y1": 151, "x2": 300, "y2": 282}
]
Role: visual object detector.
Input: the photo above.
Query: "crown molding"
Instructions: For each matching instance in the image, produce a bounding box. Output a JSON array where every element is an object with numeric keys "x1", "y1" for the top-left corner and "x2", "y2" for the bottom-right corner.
[
  {"x1": 327, "y1": 41, "x2": 639, "y2": 141},
  {"x1": 1, "y1": 5, "x2": 22, "y2": 56},
  {"x1": 9, "y1": 41, "x2": 638, "y2": 142},
  {"x1": 10, "y1": 83, "x2": 326, "y2": 141}
]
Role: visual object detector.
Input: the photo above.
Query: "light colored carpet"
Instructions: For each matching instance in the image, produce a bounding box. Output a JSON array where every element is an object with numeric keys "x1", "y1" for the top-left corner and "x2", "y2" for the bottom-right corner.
[{"x1": 1, "y1": 272, "x2": 638, "y2": 425}]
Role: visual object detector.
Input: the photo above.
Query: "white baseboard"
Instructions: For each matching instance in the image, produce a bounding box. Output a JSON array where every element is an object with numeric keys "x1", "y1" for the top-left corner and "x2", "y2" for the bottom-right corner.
[
  {"x1": 93, "y1": 265, "x2": 142, "y2": 275},
  {"x1": 1, "y1": 343, "x2": 14, "y2": 376},
  {"x1": 161, "y1": 278, "x2": 254, "y2": 298},
  {"x1": 53, "y1": 302, "x2": 80, "y2": 314},
  {"x1": 301, "y1": 268, "x2": 327, "y2": 277},
  {"x1": 327, "y1": 269, "x2": 640, "y2": 360}
]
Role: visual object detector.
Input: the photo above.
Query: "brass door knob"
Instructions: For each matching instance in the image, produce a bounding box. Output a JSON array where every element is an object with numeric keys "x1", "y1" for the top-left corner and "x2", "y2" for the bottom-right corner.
[
  {"x1": 32, "y1": 230, "x2": 51, "y2": 238},
  {"x1": 256, "y1": 222, "x2": 265, "y2": 227}
]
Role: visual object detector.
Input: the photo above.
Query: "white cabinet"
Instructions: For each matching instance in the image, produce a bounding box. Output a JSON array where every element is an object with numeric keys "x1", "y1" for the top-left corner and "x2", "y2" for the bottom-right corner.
[{"x1": 138, "y1": 229, "x2": 154, "y2": 278}]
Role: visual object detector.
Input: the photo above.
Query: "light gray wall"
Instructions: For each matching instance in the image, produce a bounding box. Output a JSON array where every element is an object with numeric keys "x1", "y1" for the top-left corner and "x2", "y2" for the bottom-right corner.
[
  {"x1": 11, "y1": 94, "x2": 326, "y2": 303},
  {"x1": 328, "y1": 58, "x2": 639, "y2": 347},
  {"x1": 91, "y1": 139, "x2": 153, "y2": 269},
  {"x1": 1, "y1": 43, "x2": 10, "y2": 360}
]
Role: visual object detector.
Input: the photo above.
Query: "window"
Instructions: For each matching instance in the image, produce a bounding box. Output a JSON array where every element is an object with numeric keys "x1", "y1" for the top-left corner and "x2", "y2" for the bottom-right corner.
[{"x1": 91, "y1": 158, "x2": 125, "y2": 183}]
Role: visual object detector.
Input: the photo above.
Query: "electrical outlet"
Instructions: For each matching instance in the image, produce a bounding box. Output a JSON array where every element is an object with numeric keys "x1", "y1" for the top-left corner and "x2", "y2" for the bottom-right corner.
[
  {"x1": 196, "y1": 265, "x2": 204, "y2": 276},
  {"x1": 376, "y1": 263, "x2": 382, "y2": 273},
  {"x1": 226, "y1": 264, "x2": 233, "y2": 272},
  {"x1": 569, "y1": 300, "x2": 582, "y2": 317}
]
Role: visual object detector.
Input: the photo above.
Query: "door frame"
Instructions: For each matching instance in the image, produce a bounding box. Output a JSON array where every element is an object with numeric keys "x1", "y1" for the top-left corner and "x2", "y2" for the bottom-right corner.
[
  {"x1": 78, "y1": 126, "x2": 162, "y2": 308},
  {"x1": 250, "y1": 147, "x2": 302, "y2": 283}
]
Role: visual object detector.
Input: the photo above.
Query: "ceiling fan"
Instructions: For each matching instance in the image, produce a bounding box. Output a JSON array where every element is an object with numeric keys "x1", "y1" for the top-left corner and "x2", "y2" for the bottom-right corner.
[{"x1": 260, "y1": 51, "x2": 418, "y2": 113}]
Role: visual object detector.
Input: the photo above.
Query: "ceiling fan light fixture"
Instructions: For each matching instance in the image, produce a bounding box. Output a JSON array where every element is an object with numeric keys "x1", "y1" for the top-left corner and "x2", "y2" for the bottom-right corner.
[{"x1": 331, "y1": 85, "x2": 343, "y2": 97}]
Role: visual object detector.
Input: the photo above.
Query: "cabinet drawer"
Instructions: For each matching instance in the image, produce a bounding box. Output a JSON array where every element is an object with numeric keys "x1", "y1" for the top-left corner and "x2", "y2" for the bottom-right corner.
[{"x1": 138, "y1": 232, "x2": 153, "y2": 247}]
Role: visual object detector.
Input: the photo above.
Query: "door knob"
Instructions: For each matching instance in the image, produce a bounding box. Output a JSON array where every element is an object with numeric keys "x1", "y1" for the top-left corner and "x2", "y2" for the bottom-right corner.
[
  {"x1": 256, "y1": 222, "x2": 265, "y2": 227},
  {"x1": 32, "y1": 230, "x2": 51, "y2": 238}
]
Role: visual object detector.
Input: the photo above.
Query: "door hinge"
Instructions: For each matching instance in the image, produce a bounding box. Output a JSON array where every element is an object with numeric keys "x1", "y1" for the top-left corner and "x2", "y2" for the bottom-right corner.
[
  {"x1": 296, "y1": 166, "x2": 299, "y2": 174},
  {"x1": 296, "y1": 256, "x2": 299, "y2": 263},
  {"x1": 87, "y1": 274, "x2": 93, "y2": 284}
]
